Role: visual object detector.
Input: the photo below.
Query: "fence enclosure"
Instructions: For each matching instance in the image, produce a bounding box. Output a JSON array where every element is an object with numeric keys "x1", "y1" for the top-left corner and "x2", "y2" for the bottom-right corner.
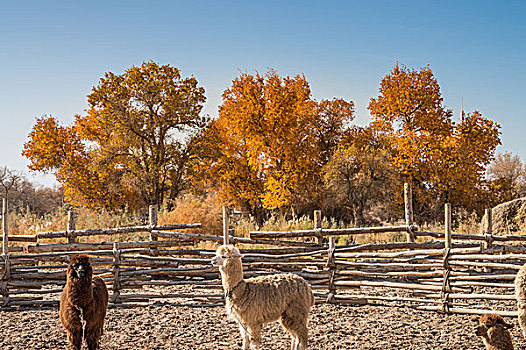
[{"x1": 0, "y1": 185, "x2": 525, "y2": 318}]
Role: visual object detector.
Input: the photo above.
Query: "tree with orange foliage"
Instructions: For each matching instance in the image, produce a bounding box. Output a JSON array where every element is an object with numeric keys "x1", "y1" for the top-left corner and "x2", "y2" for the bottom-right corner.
[
  {"x1": 23, "y1": 62, "x2": 207, "y2": 210},
  {"x1": 194, "y1": 70, "x2": 354, "y2": 222},
  {"x1": 368, "y1": 63, "x2": 453, "y2": 181},
  {"x1": 368, "y1": 63, "x2": 501, "y2": 218},
  {"x1": 438, "y1": 111, "x2": 501, "y2": 213},
  {"x1": 22, "y1": 115, "x2": 122, "y2": 209}
]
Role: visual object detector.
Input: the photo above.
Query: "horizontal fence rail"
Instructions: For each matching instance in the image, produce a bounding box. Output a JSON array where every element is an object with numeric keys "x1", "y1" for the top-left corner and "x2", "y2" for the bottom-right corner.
[
  {"x1": 36, "y1": 223, "x2": 202, "y2": 239},
  {"x1": 250, "y1": 225, "x2": 415, "y2": 239}
]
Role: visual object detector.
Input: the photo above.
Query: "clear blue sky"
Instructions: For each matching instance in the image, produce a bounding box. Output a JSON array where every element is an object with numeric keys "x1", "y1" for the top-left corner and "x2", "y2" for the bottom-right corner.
[{"x1": 1, "y1": 0, "x2": 525, "y2": 186}]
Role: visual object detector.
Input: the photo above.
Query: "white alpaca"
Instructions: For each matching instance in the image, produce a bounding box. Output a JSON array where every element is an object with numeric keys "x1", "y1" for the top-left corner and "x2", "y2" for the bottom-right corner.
[
  {"x1": 211, "y1": 244, "x2": 314, "y2": 350},
  {"x1": 514, "y1": 263, "x2": 526, "y2": 337}
]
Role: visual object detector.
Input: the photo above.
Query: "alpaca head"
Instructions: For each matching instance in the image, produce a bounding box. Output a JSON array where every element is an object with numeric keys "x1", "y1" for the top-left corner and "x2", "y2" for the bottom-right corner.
[
  {"x1": 211, "y1": 245, "x2": 244, "y2": 273},
  {"x1": 475, "y1": 314, "x2": 513, "y2": 339},
  {"x1": 68, "y1": 254, "x2": 93, "y2": 281}
]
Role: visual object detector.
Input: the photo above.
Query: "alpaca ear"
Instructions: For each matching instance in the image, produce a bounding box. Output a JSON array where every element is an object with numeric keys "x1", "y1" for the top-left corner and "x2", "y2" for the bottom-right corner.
[
  {"x1": 493, "y1": 316, "x2": 513, "y2": 329},
  {"x1": 230, "y1": 251, "x2": 244, "y2": 258},
  {"x1": 502, "y1": 320, "x2": 514, "y2": 329}
]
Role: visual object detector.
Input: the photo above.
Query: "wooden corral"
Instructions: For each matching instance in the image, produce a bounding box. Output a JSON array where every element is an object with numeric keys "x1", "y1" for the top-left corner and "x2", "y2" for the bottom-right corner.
[{"x1": 1, "y1": 185, "x2": 525, "y2": 318}]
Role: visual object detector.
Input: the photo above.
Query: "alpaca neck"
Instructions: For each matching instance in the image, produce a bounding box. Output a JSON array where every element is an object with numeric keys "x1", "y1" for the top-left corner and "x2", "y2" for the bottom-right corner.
[
  {"x1": 68, "y1": 276, "x2": 93, "y2": 307},
  {"x1": 483, "y1": 333, "x2": 514, "y2": 350},
  {"x1": 220, "y1": 258, "x2": 244, "y2": 292}
]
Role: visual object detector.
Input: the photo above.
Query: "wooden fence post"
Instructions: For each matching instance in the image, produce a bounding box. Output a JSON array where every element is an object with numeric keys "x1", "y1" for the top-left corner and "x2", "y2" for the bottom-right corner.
[
  {"x1": 67, "y1": 209, "x2": 76, "y2": 244},
  {"x1": 1, "y1": 198, "x2": 10, "y2": 307},
  {"x1": 223, "y1": 206, "x2": 230, "y2": 245},
  {"x1": 483, "y1": 208, "x2": 493, "y2": 249},
  {"x1": 2, "y1": 198, "x2": 8, "y2": 256},
  {"x1": 314, "y1": 210, "x2": 323, "y2": 246},
  {"x1": 111, "y1": 242, "x2": 121, "y2": 304},
  {"x1": 149, "y1": 205, "x2": 158, "y2": 242},
  {"x1": 442, "y1": 203, "x2": 452, "y2": 314},
  {"x1": 444, "y1": 203, "x2": 452, "y2": 250},
  {"x1": 404, "y1": 183, "x2": 415, "y2": 242},
  {"x1": 483, "y1": 208, "x2": 493, "y2": 273},
  {"x1": 326, "y1": 236, "x2": 336, "y2": 303}
]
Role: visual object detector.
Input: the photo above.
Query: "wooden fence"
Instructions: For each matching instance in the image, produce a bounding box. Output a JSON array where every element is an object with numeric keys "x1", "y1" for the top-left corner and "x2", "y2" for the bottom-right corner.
[
  {"x1": 1, "y1": 185, "x2": 525, "y2": 318},
  {"x1": 0, "y1": 199, "x2": 325, "y2": 308}
]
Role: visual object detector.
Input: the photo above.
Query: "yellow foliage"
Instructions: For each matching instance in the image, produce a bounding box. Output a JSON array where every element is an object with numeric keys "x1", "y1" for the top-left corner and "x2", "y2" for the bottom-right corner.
[
  {"x1": 194, "y1": 69, "x2": 354, "y2": 219},
  {"x1": 368, "y1": 63, "x2": 501, "y2": 214},
  {"x1": 22, "y1": 61, "x2": 207, "y2": 211}
]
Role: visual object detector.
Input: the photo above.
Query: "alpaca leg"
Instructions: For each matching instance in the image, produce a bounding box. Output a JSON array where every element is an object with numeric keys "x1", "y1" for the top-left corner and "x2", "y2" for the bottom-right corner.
[
  {"x1": 86, "y1": 328, "x2": 102, "y2": 350},
  {"x1": 281, "y1": 315, "x2": 298, "y2": 349},
  {"x1": 239, "y1": 323, "x2": 250, "y2": 350},
  {"x1": 296, "y1": 323, "x2": 308, "y2": 350},
  {"x1": 281, "y1": 315, "x2": 308, "y2": 350},
  {"x1": 66, "y1": 329, "x2": 82, "y2": 350},
  {"x1": 247, "y1": 324, "x2": 262, "y2": 350},
  {"x1": 519, "y1": 306, "x2": 526, "y2": 338},
  {"x1": 290, "y1": 335, "x2": 299, "y2": 350}
]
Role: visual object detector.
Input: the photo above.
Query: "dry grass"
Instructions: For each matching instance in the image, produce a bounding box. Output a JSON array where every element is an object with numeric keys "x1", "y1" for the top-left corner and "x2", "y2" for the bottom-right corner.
[
  {"x1": 5, "y1": 194, "x2": 485, "y2": 248},
  {"x1": 158, "y1": 193, "x2": 223, "y2": 236},
  {"x1": 7, "y1": 207, "x2": 143, "y2": 245}
]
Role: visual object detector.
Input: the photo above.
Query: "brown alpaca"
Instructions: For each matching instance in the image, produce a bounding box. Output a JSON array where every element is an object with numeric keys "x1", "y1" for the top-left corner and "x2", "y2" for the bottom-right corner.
[
  {"x1": 475, "y1": 314, "x2": 515, "y2": 350},
  {"x1": 60, "y1": 254, "x2": 109, "y2": 350}
]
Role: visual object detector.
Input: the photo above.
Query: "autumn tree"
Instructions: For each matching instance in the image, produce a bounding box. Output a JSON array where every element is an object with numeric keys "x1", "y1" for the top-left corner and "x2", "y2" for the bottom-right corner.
[
  {"x1": 192, "y1": 118, "x2": 268, "y2": 221},
  {"x1": 368, "y1": 63, "x2": 501, "y2": 219},
  {"x1": 322, "y1": 141, "x2": 396, "y2": 225},
  {"x1": 23, "y1": 61, "x2": 207, "y2": 210},
  {"x1": 440, "y1": 111, "x2": 501, "y2": 213},
  {"x1": 194, "y1": 70, "x2": 354, "y2": 222},
  {"x1": 488, "y1": 152, "x2": 526, "y2": 201},
  {"x1": 22, "y1": 115, "x2": 115, "y2": 208},
  {"x1": 368, "y1": 63, "x2": 453, "y2": 181}
]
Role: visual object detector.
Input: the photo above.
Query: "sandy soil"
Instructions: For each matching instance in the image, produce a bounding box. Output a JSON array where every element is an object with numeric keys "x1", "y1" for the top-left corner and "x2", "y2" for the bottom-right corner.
[{"x1": 1, "y1": 300, "x2": 525, "y2": 350}]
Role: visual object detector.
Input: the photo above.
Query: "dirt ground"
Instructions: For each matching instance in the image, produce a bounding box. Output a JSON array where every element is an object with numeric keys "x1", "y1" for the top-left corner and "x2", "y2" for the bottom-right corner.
[{"x1": 1, "y1": 301, "x2": 525, "y2": 350}]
